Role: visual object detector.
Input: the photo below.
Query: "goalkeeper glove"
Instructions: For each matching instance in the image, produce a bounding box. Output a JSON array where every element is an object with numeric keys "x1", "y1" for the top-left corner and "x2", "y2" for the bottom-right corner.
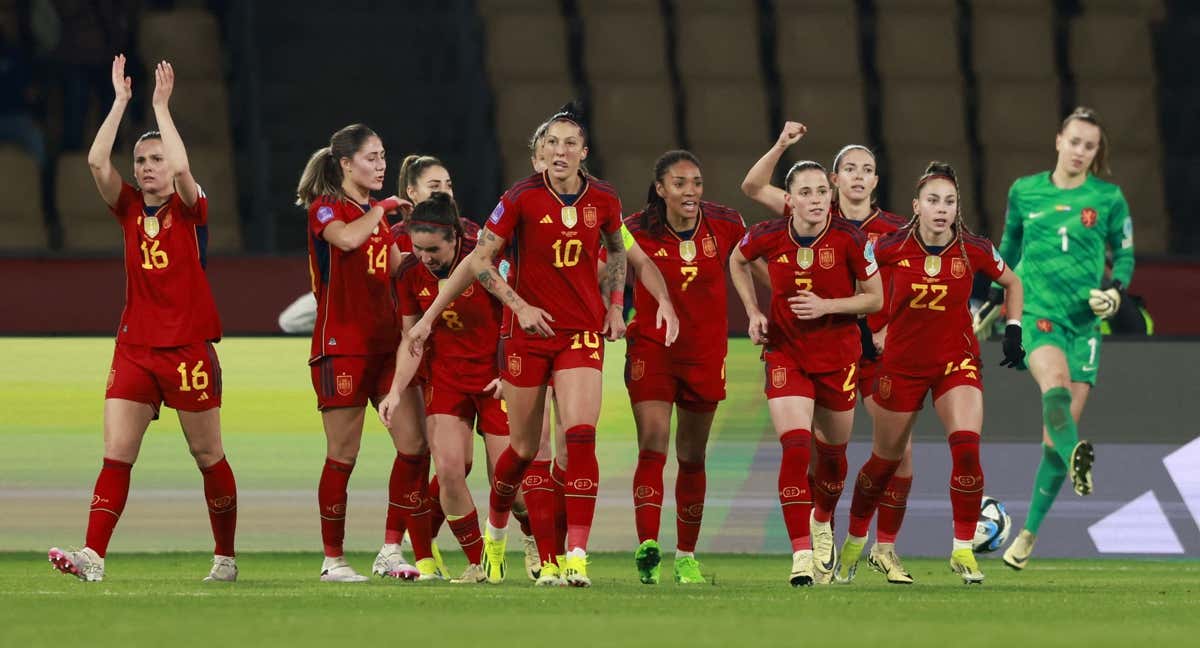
[
  {"x1": 1000, "y1": 321, "x2": 1025, "y2": 369},
  {"x1": 972, "y1": 287, "x2": 1004, "y2": 338},
  {"x1": 1088, "y1": 280, "x2": 1122, "y2": 319}
]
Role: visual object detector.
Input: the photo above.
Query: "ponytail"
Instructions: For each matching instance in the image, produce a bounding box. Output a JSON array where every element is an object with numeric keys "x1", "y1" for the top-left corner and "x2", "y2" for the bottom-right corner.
[
  {"x1": 398, "y1": 154, "x2": 445, "y2": 203},
  {"x1": 295, "y1": 146, "x2": 341, "y2": 208},
  {"x1": 408, "y1": 191, "x2": 463, "y2": 242}
]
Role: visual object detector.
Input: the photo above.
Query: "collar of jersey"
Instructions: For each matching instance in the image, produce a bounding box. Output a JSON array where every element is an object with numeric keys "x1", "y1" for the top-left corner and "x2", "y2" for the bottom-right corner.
[
  {"x1": 664, "y1": 205, "x2": 704, "y2": 243},
  {"x1": 541, "y1": 171, "x2": 590, "y2": 206},
  {"x1": 788, "y1": 213, "x2": 831, "y2": 248},
  {"x1": 912, "y1": 226, "x2": 961, "y2": 256}
]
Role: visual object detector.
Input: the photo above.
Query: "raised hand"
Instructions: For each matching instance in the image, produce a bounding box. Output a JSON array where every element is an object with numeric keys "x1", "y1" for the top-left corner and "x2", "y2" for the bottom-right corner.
[
  {"x1": 152, "y1": 60, "x2": 175, "y2": 108},
  {"x1": 776, "y1": 121, "x2": 807, "y2": 149},
  {"x1": 111, "y1": 54, "x2": 132, "y2": 102}
]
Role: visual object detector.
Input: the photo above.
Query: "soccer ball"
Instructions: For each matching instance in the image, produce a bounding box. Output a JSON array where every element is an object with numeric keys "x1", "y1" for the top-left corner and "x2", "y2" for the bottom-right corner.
[{"x1": 972, "y1": 496, "x2": 1012, "y2": 553}]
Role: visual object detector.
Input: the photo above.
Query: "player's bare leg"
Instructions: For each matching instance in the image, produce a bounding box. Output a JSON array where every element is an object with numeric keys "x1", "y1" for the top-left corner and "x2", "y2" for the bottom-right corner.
[
  {"x1": 317, "y1": 407, "x2": 368, "y2": 582},
  {"x1": 383, "y1": 388, "x2": 436, "y2": 579},
  {"x1": 428, "y1": 413, "x2": 483, "y2": 580},
  {"x1": 934, "y1": 386, "x2": 985, "y2": 584},
  {"x1": 551, "y1": 367, "x2": 604, "y2": 587},
  {"x1": 632, "y1": 400, "x2": 672, "y2": 584},
  {"x1": 767, "y1": 395, "x2": 818, "y2": 586},
  {"x1": 179, "y1": 407, "x2": 238, "y2": 581},
  {"x1": 1029, "y1": 346, "x2": 1093, "y2": 495},
  {"x1": 673, "y1": 407, "x2": 714, "y2": 584},
  {"x1": 485, "y1": 382, "x2": 546, "y2": 583}
]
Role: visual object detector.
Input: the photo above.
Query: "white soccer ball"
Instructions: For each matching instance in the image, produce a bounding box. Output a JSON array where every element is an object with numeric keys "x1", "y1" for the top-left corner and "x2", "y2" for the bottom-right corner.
[{"x1": 972, "y1": 495, "x2": 1011, "y2": 553}]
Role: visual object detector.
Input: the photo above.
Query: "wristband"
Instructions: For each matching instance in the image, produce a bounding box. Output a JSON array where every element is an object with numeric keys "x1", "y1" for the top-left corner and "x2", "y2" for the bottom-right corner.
[
  {"x1": 1006, "y1": 319, "x2": 1021, "y2": 327},
  {"x1": 609, "y1": 291, "x2": 623, "y2": 307}
]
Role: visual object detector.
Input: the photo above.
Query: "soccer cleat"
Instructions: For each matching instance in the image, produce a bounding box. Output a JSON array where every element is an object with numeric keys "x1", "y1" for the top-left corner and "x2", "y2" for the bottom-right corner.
[
  {"x1": 810, "y1": 513, "x2": 837, "y2": 585},
  {"x1": 1070, "y1": 441, "x2": 1095, "y2": 496},
  {"x1": 635, "y1": 539, "x2": 662, "y2": 584},
  {"x1": 203, "y1": 555, "x2": 238, "y2": 582},
  {"x1": 320, "y1": 556, "x2": 369, "y2": 583},
  {"x1": 482, "y1": 533, "x2": 507, "y2": 584},
  {"x1": 450, "y1": 563, "x2": 487, "y2": 584},
  {"x1": 522, "y1": 536, "x2": 540, "y2": 581},
  {"x1": 562, "y1": 552, "x2": 591, "y2": 587},
  {"x1": 834, "y1": 536, "x2": 866, "y2": 584},
  {"x1": 373, "y1": 544, "x2": 418, "y2": 580},
  {"x1": 674, "y1": 555, "x2": 705, "y2": 584},
  {"x1": 867, "y1": 543, "x2": 913, "y2": 585},
  {"x1": 48, "y1": 547, "x2": 104, "y2": 582},
  {"x1": 950, "y1": 548, "x2": 985, "y2": 584},
  {"x1": 1003, "y1": 529, "x2": 1037, "y2": 571},
  {"x1": 535, "y1": 560, "x2": 567, "y2": 587},
  {"x1": 789, "y1": 550, "x2": 814, "y2": 587},
  {"x1": 415, "y1": 557, "x2": 443, "y2": 581},
  {"x1": 430, "y1": 543, "x2": 448, "y2": 579}
]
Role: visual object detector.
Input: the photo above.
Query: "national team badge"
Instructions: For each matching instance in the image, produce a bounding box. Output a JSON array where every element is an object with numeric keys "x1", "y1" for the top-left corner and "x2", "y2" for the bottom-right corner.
[
  {"x1": 771, "y1": 367, "x2": 787, "y2": 389},
  {"x1": 161, "y1": 213, "x2": 173, "y2": 230},
  {"x1": 583, "y1": 206, "x2": 598, "y2": 228},
  {"x1": 630, "y1": 358, "x2": 645, "y2": 381},
  {"x1": 143, "y1": 215, "x2": 160, "y2": 237},
  {"x1": 702, "y1": 235, "x2": 717, "y2": 257},
  {"x1": 335, "y1": 373, "x2": 354, "y2": 397},
  {"x1": 878, "y1": 375, "x2": 892, "y2": 400},
  {"x1": 1037, "y1": 319, "x2": 1053, "y2": 333},
  {"x1": 1081, "y1": 208, "x2": 1098, "y2": 228},
  {"x1": 797, "y1": 247, "x2": 814, "y2": 269},
  {"x1": 561, "y1": 206, "x2": 577, "y2": 228},
  {"x1": 679, "y1": 240, "x2": 697, "y2": 262},
  {"x1": 924, "y1": 255, "x2": 942, "y2": 277},
  {"x1": 507, "y1": 354, "x2": 523, "y2": 377},
  {"x1": 819, "y1": 248, "x2": 835, "y2": 269},
  {"x1": 951, "y1": 257, "x2": 966, "y2": 279}
]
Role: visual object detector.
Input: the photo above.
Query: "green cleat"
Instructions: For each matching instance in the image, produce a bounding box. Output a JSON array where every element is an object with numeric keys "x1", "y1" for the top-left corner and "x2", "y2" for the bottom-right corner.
[
  {"x1": 834, "y1": 535, "x2": 867, "y2": 584},
  {"x1": 635, "y1": 539, "x2": 662, "y2": 584},
  {"x1": 674, "y1": 555, "x2": 704, "y2": 584},
  {"x1": 482, "y1": 533, "x2": 507, "y2": 584}
]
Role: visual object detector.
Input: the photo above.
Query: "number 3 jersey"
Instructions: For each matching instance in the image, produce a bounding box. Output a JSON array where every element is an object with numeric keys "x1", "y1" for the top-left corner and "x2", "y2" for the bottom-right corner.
[
  {"x1": 307, "y1": 196, "x2": 399, "y2": 360},
  {"x1": 111, "y1": 182, "x2": 221, "y2": 347},
  {"x1": 873, "y1": 228, "x2": 1006, "y2": 376},
  {"x1": 486, "y1": 171, "x2": 623, "y2": 337}
]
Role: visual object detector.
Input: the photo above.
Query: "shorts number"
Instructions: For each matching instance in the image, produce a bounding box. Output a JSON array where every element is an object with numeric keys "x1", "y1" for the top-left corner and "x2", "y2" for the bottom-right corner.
[
  {"x1": 680, "y1": 266, "x2": 699, "y2": 291},
  {"x1": 553, "y1": 239, "x2": 584, "y2": 268},
  {"x1": 795, "y1": 277, "x2": 813, "y2": 291},
  {"x1": 909, "y1": 283, "x2": 948, "y2": 311},
  {"x1": 842, "y1": 363, "x2": 857, "y2": 393},
  {"x1": 177, "y1": 360, "x2": 210, "y2": 391},
  {"x1": 1087, "y1": 337, "x2": 1097, "y2": 365},
  {"x1": 139, "y1": 240, "x2": 169, "y2": 269},
  {"x1": 570, "y1": 331, "x2": 601, "y2": 349},
  {"x1": 944, "y1": 357, "x2": 978, "y2": 376},
  {"x1": 366, "y1": 244, "x2": 388, "y2": 275},
  {"x1": 1057, "y1": 226, "x2": 1069, "y2": 253},
  {"x1": 441, "y1": 309, "x2": 464, "y2": 330}
]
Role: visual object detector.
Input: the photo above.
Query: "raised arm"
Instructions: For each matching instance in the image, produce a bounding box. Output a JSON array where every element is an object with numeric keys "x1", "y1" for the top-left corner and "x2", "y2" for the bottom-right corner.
[
  {"x1": 741, "y1": 121, "x2": 806, "y2": 216},
  {"x1": 730, "y1": 247, "x2": 769, "y2": 344},
  {"x1": 150, "y1": 61, "x2": 198, "y2": 206},
  {"x1": 89, "y1": 55, "x2": 132, "y2": 207}
]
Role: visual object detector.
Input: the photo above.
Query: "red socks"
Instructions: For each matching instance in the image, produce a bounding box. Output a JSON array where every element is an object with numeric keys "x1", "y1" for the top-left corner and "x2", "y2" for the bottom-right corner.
[
  {"x1": 447, "y1": 509, "x2": 483, "y2": 565},
  {"x1": 427, "y1": 475, "x2": 444, "y2": 539},
  {"x1": 876, "y1": 475, "x2": 912, "y2": 544},
  {"x1": 318, "y1": 457, "x2": 354, "y2": 557},
  {"x1": 778, "y1": 429, "x2": 813, "y2": 552},
  {"x1": 633, "y1": 450, "x2": 667, "y2": 543},
  {"x1": 489, "y1": 446, "x2": 532, "y2": 529},
  {"x1": 520, "y1": 460, "x2": 557, "y2": 564},
  {"x1": 811, "y1": 439, "x2": 847, "y2": 524},
  {"x1": 675, "y1": 459, "x2": 706, "y2": 553},
  {"x1": 564, "y1": 425, "x2": 599, "y2": 551},
  {"x1": 85, "y1": 457, "x2": 133, "y2": 558},
  {"x1": 200, "y1": 456, "x2": 237, "y2": 556},
  {"x1": 551, "y1": 459, "x2": 568, "y2": 556},
  {"x1": 847, "y1": 453, "x2": 902, "y2": 538},
  {"x1": 390, "y1": 452, "x2": 432, "y2": 561},
  {"x1": 948, "y1": 431, "x2": 984, "y2": 542}
]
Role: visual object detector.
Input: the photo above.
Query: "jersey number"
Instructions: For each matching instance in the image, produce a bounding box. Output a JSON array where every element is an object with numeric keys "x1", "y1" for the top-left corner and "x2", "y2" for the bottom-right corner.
[
  {"x1": 441, "y1": 310, "x2": 464, "y2": 331},
  {"x1": 909, "y1": 283, "x2": 948, "y2": 311},
  {"x1": 944, "y1": 357, "x2": 978, "y2": 376},
  {"x1": 794, "y1": 277, "x2": 813, "y2": 291},
  {"x1": 680, "y1": 266, "x2": 699, "y2": 291},
  {"x1": 570, "y1": 331, "x2": 601, "y2": 349},
  {"x1": 1057, "y1": 226, "x2": 1069, "y2": 253},
  {"x1": 553, "y1": 239, "x2": 584, "y2": 268},
  {"x1": 176, "y1": 361, "x2": 210, "y2": 391},
  {"x1": 139, "y1": 240, "x2": 169, "y2": 269},
  {"x1": 842, "y1": 363, "x2": 857, "y2": 393},
  {"x1": 366, "y1": 244, "x2": 388, "y2": 275}
]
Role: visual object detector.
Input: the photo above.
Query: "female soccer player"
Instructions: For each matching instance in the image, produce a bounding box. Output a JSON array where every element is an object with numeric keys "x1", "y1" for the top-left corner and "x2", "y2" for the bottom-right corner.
[
  {"x1": 296, "y1": 123, "x2": 440, "y2": 582},
  {"x1": 48, "y1": 57, "x2": 239, "y2": 583},
  {"x1": 985, "y1": 108, "x2": 1135, "y2": 570},
  {"x1": 407, "y1": 103, "x2": 679, "y2": 587},
  {"x1": 731, "y1": 151, "x2": 884, "y2": 587},
  {"x1": 626, "y1": 150, "x2": 746, "y2": 585},
  {"x1": 837, "y1": 162, "x2": 1026, "y2": 585}
]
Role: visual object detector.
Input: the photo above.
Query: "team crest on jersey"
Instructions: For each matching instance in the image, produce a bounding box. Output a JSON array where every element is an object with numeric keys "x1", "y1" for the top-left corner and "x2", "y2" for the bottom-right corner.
[
  {"x1": 796, "y1": 247, "x2": 814, "y2": 269},
  {"x1": 335, "y1": 373, "x2": 354, "y2": 397},
  {"x1": 561, "y1": 206, "x2": 577, "y2": 228},
  {"x1": 630, "y1": 358, "x2": 645, "y2": 382},
  {"x1": 771, "y1": 367, "x2": 787, "y2": 389},
  {"x1": 878, "y1": 376, "x2": 892, "y2": 400},
  {"x1": 924, "y1": 255, "x2": 942, "y2": 277},
  {"x1": 507, "y1": 354, "x2": 523, "y2": 377},
  {"x1": 951, "y1": 257, "x2": 966, "y2": 279},
  {"x1": 583, "y1": 206, "x2": 598, "y2": 228},
  {"x1": 142, "y1": 215, "x2": 160, "y2": 237},
  {"x1": 702, "y1": 235, "x2": 717, "y2": 258},
  {"x1": 819, "y1": 248, "x2": 835, "y2": 269},
  {"x1": 1037, "y1": 319, "x2": 1053, "y2": 333},
  {"x1": 1081, "y1": 208, "x2": 1098, "y2": 228}
]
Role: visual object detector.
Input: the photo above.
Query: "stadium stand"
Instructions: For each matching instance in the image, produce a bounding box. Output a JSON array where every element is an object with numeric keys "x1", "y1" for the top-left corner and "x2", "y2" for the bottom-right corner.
[{"x1": 0, "y1": 146, "x2": 46, "y2": 252}]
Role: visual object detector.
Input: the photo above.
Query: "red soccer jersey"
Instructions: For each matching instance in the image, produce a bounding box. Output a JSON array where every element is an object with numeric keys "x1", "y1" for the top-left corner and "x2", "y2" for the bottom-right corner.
[
  {"x1": 390, "y1": 218, "x2": 480, "y2": 253},
  {"x1": 738, "y1": 215, "x2": 877, "y2": 373},
  {"x1": 111, "y1": 182, "x2": 221, "y2": 347},
  {"x1": 307, "y1": 196, "x2": 399, "y2": 360},
  {"x1": 395, "y1": 237, "x2": 501, "y2": 391},
  {"x1": 837, "y1": 206, "x2": 910, "y2": 332},
  {"x1": 873, "y1": 228, "x2": 1006, "y2": 377},
  {"x1": 486, "y1": 171, "x2": 623, "y2": 336},
  {"x1": 624, "y1": 201, "x2": 746, "y2": 359}
]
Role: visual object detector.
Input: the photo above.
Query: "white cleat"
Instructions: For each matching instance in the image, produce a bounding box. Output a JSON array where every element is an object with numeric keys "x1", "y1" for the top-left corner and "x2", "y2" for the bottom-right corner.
[
  {"x1": 810, "y1": 514, "x2": 836, "y2": 585},
  {"x1": 373, "y1": 544, "x2": 418, "y2": 580},
  {"x1": 48, "y1": 547, "x2": 104, "y2": 582},
  {"x1": 522, "y1": 535, "x2": 541, "y2": 581},
  {"x1": 450, "y1": 563, "x2": 487, "y2": 584},
  {"x1": 789, "y1": 550, "x2": 814, "y2": 587},
  {"x1": 203, "y1": 555, "x2": 238, "y2": 582},
  {"x1": 320, "y1": 556, "x2": 369, "y2": 583},
  {"x1": 1003, "y1": 530, "x2": 1037, "y2": 571}
]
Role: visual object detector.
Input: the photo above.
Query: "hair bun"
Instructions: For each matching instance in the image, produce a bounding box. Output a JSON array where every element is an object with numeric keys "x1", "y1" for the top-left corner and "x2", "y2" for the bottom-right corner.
[
  {"x1": 923, "y1": 161, "x2": 956, "y2": 181},
  {"x1": 550, "y1": 100, "x2": 587, "y2": 129}
]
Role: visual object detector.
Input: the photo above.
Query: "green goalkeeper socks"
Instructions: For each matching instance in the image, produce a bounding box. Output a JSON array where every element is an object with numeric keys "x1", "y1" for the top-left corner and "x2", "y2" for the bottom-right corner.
[
  {"x1": 1025, "y1": 444, "x2": 1067, "y2": 534},
  {"x1": 1041, "y1": 387, "x2": 1078, "y2": 466}
]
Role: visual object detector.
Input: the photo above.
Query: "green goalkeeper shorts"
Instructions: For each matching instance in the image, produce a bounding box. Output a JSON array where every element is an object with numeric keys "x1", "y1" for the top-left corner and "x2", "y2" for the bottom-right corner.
[{"x1": 1022, "y1": 315, "x2": 1102, "y2": 385}]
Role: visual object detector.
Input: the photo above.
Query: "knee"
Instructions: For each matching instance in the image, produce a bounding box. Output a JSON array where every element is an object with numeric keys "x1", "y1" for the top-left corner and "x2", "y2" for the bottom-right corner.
[
  {"x1": 187, "y1": 440, "x2": 224, "y2": 468},
  {"x1": 326, "y1": 440, "x2": 360, "y2": 464},
  {"x1": 1041, "y1": 387, "x2": 1073, "y2": 431},
  {"x1": 510, "y1": 438, "x2": 539, "y2": 461}
]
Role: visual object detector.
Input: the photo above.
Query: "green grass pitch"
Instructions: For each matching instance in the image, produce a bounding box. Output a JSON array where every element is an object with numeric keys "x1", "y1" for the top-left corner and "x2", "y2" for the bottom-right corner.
[{"x1": 2, "y1": 337, "x2": 1199, "y2": 646}]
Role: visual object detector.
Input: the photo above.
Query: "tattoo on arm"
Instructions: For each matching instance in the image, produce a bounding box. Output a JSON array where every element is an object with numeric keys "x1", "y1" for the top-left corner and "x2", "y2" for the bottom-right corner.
[{"x1": 601, "y1": 230, "x2": 627, "y2": 296}]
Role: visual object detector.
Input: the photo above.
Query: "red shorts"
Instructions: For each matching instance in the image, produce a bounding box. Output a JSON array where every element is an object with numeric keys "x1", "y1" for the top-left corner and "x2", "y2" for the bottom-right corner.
[
  {"x1": 501, "y1": 331, "x2": 605, "y2": 388},
  {"x1": 857, "y1": 357, "x2": 881, "y2": 399},
  {"x1": 106, "y1": 342, "x2": 222, "y2": 414},
  {"x1": 309, "y1": 353, "x2": 396, "y2": 411},
  {"x1": 872, "y1": 357, "x2": 983, "y2": 412},
  {"x1": 625, "y1": 337, "x2": 724, "y2": 413},
  {"x1": 425, "y1": 381, "x2": 508, "y2": 436},
  {"x1": 763, "y1": 350, "x2": 857, "y2": 412}
]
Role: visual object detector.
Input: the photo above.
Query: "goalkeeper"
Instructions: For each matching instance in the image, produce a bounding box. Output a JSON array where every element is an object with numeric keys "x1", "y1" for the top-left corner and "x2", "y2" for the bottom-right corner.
[{"x1": 973, "y1": 108, "x2": 1134, "y2": 570}]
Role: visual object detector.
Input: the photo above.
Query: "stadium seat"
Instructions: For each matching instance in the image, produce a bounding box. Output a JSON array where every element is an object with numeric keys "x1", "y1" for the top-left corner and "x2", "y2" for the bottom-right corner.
[
  {"x1": 482, "y1": 9, "x2": 570, "y2": 82},
  {"x1": 493, "y1": 80, "x2": 576, "y2": 183},
  {"x1": 1074, "y1": 81, "x2": 1162, "y2": 151},
  {"x1": 58, "y1": 153, "x2": 127, "y2": 252},
  {"x1": 1111, "y1": 152, "x2": 1167, "y2": 254},
  {"x1": 875, "y1": 6, "x2": 961, "y2": 81},
  {"x1": 971, "y1": 5, "x2": 1056, "y2": 81},
  {"x1": 590, "y1": 81, "x2": 677, "y2": 156},
  {"x1": 1077, "y1": 0, "x2": 1163, "y2": 15},
  {"x1": 167, "y1": 80, "x2": 233, "y2": 147},
  {"x1": 782, "y1": 83, "x2": 868, "y2": 155},
  {"x1": 579, "y1": 3, "x2": 668, "y2": 81},
  {"x1": 477, "y1": 0, "x2": 559, "y2": 15},
  {"x1": 676, "y1": 3, "x2": 760, "y2": 82},
  {"x1": 604, "y1": 152, "x2": 660, "y2": 215},
  {"x1": 880, "y1": 81, "x2": 968, "y2": 148},
  {"x1": 1069, "y1": 12, "x2": 1156, "y2": 81},
  {"x1": 887, "y1": 148, "x2": 978, "y2": 229},
  {"x1": 0, "y1": 147, "x2": 46, "y2": 251},
  {"x1": 692, "y1": 148, "x2": 778, "y2": 224},
  {"x1": 187, "y1": 147, "x2": 242, "y2": 253},
  {"x1": 138, "y1": 9, "x2": 223, "y2": 80},
  {"x1": 685, "y1": 83, "x2": 770, "y2": 152},
  {"x1": 776, "y1": 8, "x2": 859, "y2": 80},
  {"x1": 976, "y1": 80, "x2": 1061, "y2": 149},
  {"x1": 980, "y1": 149, "x2": 1053, "y2": 241}
]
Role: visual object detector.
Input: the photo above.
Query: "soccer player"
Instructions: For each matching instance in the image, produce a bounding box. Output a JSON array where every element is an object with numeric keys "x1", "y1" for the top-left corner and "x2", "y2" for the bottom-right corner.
[
  {"x1": 837, "y1": 162, "x2": 1026, "y2": 585},
  {"x1": 980, "y1": 108, "x2": 1135, "y2": 570},
  {"x1": 731, "y1": 150, "x2": 884, "y2": 587},
  {"x1": 297, "y1": 123, "x2": 442, "y2": 582},
  {"x1": 379, "y1": 193, "x2": 500, "y2": 584},
  {"x1": 48, "y1": 58, "x2": 238, "y2": 583},
  {"x1": 625, "y1": 150, "x2": 746, "y2": 585},
  {"x1": 407, "y1": 103, "x2": 679, "y2": 587}
]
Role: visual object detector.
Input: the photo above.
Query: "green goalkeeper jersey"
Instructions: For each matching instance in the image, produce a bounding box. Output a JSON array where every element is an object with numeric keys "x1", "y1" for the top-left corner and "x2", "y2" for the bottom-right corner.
[{"x1": 998, "y1": 171, "x2": 1135, "y2": 335}]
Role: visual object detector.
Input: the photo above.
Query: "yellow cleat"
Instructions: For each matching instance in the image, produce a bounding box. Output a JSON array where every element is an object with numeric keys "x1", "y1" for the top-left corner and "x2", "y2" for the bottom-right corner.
[
  {"x1": 867, "y1": 543, "x2": 914, "y2": 585},
  {"x1": 1003, "y1": 529, "x2": 1037, "y2": 571},
  {"x1": 415, "y1": 557, "x2": 443, "y2": 582},
  {"x1": 482, "y1": 533, "x2": 507, "y2": 584},
  {"x1": 834, "y1": 536, "x2": 866, "y2": 584},
  {"x1": 562, "y1": 553, "x2": 591, "y2": 587},
  {"x1": 534, "y1": 560, "x2": 566, "y2": 587},
  {"x1": 430, "y1": 543, "x2": 448, "y2": 579},
  {"x1": 950, "y1": 548, "x2": 985, "y2": 584}
]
